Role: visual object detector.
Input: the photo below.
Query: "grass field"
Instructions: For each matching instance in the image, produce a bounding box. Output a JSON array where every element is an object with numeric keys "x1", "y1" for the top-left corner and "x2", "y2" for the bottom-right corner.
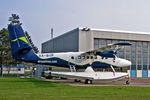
[{"x1": 0, "y1": 78, "x2": 150, "y2": 100}]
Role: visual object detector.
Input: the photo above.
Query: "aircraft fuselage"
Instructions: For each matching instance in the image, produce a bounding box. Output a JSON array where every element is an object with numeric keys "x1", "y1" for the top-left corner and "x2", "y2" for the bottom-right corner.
[{"x1": 33, "y1": 52, "x2": 131, "y2": 69}]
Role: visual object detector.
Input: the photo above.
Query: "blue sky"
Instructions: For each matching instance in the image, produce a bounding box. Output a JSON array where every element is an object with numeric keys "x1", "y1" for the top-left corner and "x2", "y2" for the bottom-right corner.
[{"x1": 1, "y1": 0, "x2": 150, "y2": 51}]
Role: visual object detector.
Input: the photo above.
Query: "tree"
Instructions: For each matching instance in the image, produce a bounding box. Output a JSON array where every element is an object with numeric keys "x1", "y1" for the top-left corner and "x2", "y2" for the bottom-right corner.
[
  {"x1": 0, "y1": 28, "x2": 16, "y2": 76},
  {"x1": 25, "y1": 31, "x2": 39, "y2": 53}
]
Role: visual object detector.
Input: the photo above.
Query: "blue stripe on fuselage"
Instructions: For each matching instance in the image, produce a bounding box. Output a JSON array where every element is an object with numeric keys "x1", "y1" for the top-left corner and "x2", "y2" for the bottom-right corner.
[{"x1": 20, "y1": 49, "x2": 114, "y2": 69}]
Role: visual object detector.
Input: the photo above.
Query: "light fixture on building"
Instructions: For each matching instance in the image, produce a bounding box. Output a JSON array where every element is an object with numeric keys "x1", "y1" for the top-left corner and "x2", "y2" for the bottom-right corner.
[{"x1": 81, "y1": 27, "x2": 90, "y2": 31}]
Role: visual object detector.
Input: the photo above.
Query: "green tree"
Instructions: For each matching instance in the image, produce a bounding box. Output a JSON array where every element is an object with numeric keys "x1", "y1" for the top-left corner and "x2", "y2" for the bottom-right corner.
[
  {"x1": 0, "y1": 28, "x2": 16, "y2": 76},
  {"x1": 25, "y1": 31, "x2": 39, "y2": 53}
]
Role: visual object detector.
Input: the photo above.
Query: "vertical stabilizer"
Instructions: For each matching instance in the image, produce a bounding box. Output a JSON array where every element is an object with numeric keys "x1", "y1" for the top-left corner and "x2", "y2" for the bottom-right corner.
[{"x1": 8, "y1": 14, "x2": 32, "y2": 60}]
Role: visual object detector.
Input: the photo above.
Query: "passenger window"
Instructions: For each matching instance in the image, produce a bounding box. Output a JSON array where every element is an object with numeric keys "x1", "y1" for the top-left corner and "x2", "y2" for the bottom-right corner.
[
  {"x1": 78, "y1": 56, "x2": 81, "y2": 59},
  {"x1": 95, "y1": 56, "x2": 97, "y2": 59},
  {"x1": 82, "y1": 56, "x2": 85, "y2": 59},
  {"x1": 71, "y1": 56, "x2": 74, "y2": 59},
  {"x1": 87, "y1": 56, "x2": 89, "y2": 59},
  {"x1": 91, "y1": 56, "x2": 93, "y2": 59},
  {"x1": 113, "y1": 58, "x2": 115, "y2": 62}
]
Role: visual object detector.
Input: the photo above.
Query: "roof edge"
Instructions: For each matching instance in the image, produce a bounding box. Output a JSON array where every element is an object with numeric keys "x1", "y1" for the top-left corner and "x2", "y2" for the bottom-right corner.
[{"x1": 79, "y1": 27, "x2": 150, "y2": 35}]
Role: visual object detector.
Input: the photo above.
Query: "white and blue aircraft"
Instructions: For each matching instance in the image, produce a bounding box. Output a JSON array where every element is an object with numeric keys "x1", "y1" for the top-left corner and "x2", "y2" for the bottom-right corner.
[{"x1": 8, "y1": 14, "x2": 132, "y2": 84}]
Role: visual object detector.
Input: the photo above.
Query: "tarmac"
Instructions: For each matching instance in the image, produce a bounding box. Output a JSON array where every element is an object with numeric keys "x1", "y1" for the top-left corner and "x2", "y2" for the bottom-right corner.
[{"x1": 44, "y1": 78, "x2": 150, "y2": 86}]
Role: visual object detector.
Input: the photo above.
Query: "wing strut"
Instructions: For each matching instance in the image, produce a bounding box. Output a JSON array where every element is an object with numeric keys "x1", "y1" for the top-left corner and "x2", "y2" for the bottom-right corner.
[{"x1": 110, "y1": 65, "x2": 116, "y2": 76}]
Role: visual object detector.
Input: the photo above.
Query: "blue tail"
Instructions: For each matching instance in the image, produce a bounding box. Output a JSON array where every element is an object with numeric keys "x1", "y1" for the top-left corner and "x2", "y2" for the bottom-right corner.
[{"x1": 8, "y1": 24, "x2": 33, "y2": 60}]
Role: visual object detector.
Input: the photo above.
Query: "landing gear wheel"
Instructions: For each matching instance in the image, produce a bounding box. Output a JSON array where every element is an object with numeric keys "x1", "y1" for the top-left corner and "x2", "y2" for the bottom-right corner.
[
  {"x1": 74, "y1": 79, "x2": 81, "y2": 82},
  {"x1": 90, "y1": 80, "x2": 93, "y2": 84},
  {"x1": 85, "y1": 79, "x2": 93, "y2": 84},
  {"x1": 126, "y1": 80, "x2": 130, "y2": 85},
  {"x1": 74, "y1": 79, "x2": 78, "y2": 82}
]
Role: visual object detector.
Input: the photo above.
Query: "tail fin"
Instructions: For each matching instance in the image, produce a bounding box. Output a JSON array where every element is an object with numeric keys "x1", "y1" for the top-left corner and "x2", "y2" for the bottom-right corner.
[{"x1": 8, "y1": 21, "x2": 32, "y2": 60}]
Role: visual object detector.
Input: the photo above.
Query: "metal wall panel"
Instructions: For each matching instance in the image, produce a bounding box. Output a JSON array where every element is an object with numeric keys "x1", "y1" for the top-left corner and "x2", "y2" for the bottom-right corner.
[
  {"x1": 78, "y1": 29, "x2": 93, "y2": 52},
  {"x1": 42, "y1": 28, "x2": 79, "y2": 53}
]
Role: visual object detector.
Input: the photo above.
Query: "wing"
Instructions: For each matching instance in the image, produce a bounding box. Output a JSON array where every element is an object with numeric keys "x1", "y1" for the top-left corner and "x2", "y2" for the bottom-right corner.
[{"x1": 81, "y1": 42, "x2": 132, "y2": 57}]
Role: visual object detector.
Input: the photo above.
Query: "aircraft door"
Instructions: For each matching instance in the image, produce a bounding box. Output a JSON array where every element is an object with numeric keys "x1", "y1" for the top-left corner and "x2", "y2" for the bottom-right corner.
[{"x1": 67, "y1": 54, "x2": 77, "y2": 72}]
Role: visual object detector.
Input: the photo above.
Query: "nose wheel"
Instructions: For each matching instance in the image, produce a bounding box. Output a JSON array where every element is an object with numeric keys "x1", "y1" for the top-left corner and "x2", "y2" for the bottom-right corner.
[
  {"x1": 126, "y1": 80, "x2": 130, "y2": 85},
  {"x1": 74, "y1": 79, "x2": 81, "y2": 82},
  {"x1": 125, "y1": 76, "x2": 130, "y2": 85}
]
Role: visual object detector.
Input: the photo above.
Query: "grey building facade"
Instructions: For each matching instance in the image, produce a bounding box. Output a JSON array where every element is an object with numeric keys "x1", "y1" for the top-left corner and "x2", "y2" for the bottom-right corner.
[
  {"x1": 42, "y1": 28, "x2": 79, "y2": 53},
  {"x1": 42, "y1": 27, "x2": 150, "y2": 78}
]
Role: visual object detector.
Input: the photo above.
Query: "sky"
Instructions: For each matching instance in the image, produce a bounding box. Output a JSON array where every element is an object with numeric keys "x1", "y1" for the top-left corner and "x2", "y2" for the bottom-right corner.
[{"x1": 1, "y1": 0, "x2": 150, "y2": 51}]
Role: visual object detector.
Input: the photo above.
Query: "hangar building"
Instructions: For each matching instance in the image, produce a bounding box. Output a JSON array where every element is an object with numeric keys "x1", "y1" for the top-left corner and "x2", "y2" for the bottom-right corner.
[{"x1": 42, "y1": 27, "x2": 150, "y2": 78}]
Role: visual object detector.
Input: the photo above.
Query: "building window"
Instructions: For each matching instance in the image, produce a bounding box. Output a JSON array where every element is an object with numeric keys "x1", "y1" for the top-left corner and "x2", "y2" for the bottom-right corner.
[
  {"x1": 143, "y1": 42, "x2": 148, "y2": 48},
  {"x1": 131, "y1": 65, "x2": 136, "y2": 70},
  {"x1": 137, "y1": 65, "x2": 141, "y2": 70},
  {"x1": 94, "y1": 39, "x2": 99, "y2": 49},
  {"x1": 137, "y1": 42, "x2": 142, "y2": 47},
  {"x1": 131, "y1": 41, "x2": 136, "y2": 47},
  {"x1": 106, "y1": 40, "x2": 112, "y2": 44},
  {"x1": 143, "y1": 65, "x2": 148, "y2": 70}
]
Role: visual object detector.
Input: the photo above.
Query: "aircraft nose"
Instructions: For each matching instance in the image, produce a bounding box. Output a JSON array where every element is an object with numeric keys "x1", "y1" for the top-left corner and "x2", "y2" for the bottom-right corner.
[
  {"x1": 124, "y1": 60, "x2": 132, "y2": 67},
  {"x1": 118, "y1": 59, "x2": 132, "y2": 67}
]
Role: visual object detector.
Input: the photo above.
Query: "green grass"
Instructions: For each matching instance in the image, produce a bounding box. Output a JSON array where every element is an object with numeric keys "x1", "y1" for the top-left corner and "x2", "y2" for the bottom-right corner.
[
  {"x1": 0, "y1": 78, "x2": 150, "y2": 100},
  {"x1": 2, "y1": 74, "x2": 18, "y2": 78}
]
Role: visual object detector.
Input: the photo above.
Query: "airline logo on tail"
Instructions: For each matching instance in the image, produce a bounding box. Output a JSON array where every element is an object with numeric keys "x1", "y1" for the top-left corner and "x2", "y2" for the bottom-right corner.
[{"x1": 11, "y1": 36, "x2": 28, "y2": 44}]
